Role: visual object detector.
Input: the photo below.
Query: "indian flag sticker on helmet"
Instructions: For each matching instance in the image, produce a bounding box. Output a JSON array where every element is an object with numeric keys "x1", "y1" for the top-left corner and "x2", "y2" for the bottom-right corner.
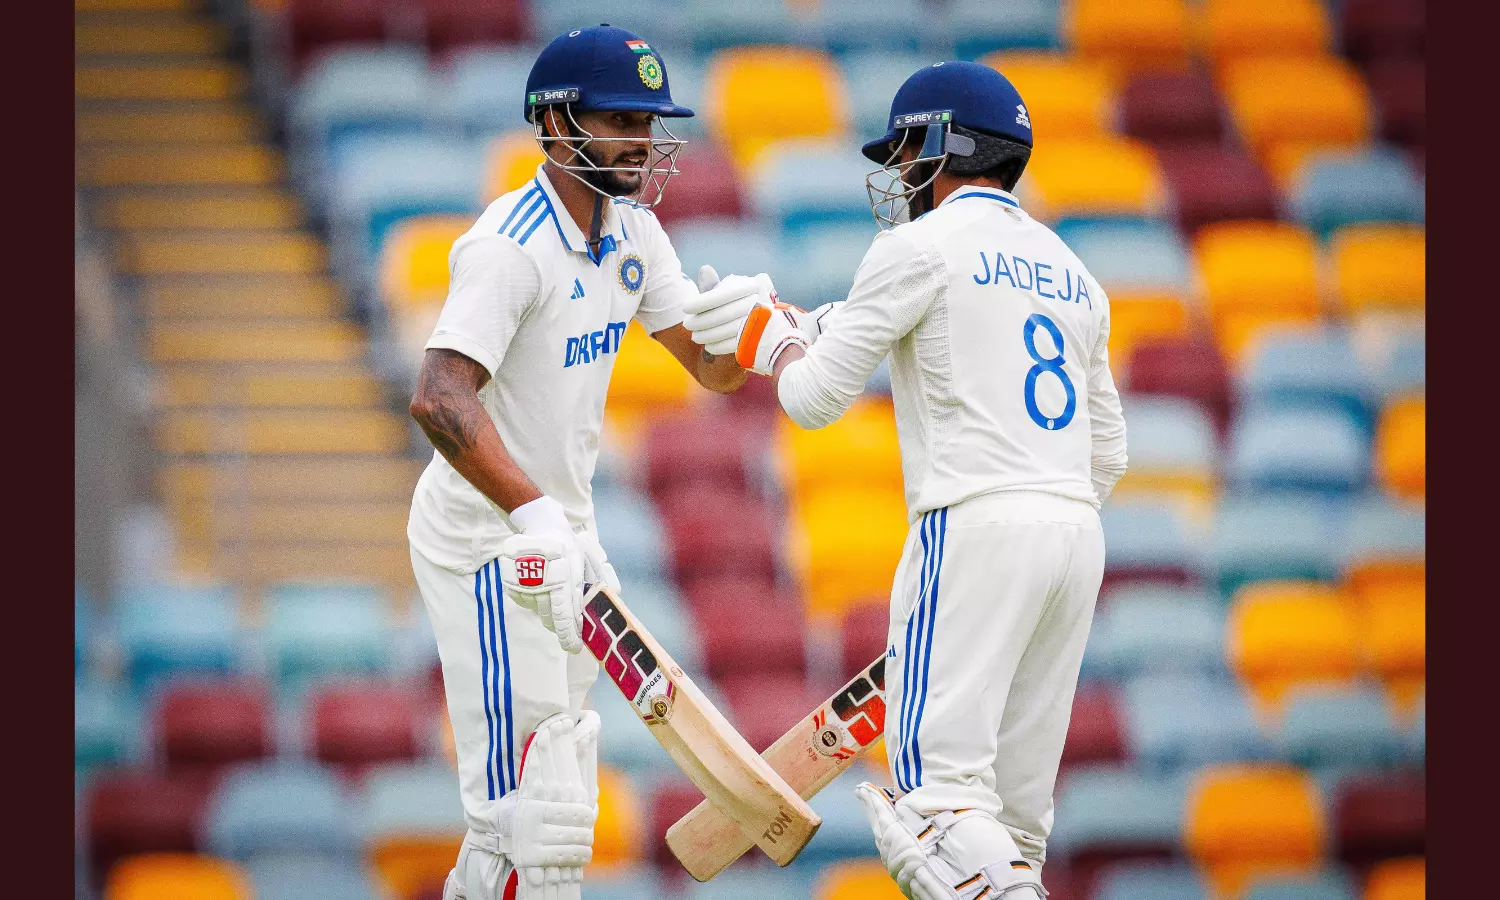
[
  {"x1": 638, "y1": 54, "x2": 664, "y2": 90},
  {"x1": 626, "y1": 39, "x2": 651, "y2": 53}
]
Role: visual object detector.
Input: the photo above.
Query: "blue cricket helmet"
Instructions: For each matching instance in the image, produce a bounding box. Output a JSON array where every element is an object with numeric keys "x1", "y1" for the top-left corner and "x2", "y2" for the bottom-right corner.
[
  {"x1": 861, "y1": 60, "x2": 1032, "y2": 164},
  {"x1": 524, "y1": 25, "x2": 695, "y2": 122}
]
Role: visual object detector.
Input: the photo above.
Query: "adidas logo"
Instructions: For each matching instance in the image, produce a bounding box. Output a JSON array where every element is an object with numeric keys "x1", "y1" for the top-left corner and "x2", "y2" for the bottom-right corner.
[
  {"x1": 1016, "y1": 104, "x2": 1031, "y2": 129},
  {"x1": 569, "y1": 278, "x2": 586, "y2": 300}
]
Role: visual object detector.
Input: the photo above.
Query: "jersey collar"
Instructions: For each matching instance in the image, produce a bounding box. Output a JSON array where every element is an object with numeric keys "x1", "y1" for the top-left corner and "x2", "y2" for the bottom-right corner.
[
  {"x1": 534, "y1": 165, "x2": 629, "y2": 264},
  {"x1": 938, "y1": 184, "x2": 1021, "y2": 210}
]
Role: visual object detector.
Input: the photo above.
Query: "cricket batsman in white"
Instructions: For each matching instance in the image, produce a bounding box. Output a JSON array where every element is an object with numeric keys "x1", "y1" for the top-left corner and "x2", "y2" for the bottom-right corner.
[
  {"x1": 683, "y1": 61, "x2": 1129, "y2": 898},
  {"x1": 405, "y1": 26, "x2": 760, "y2": 900}
]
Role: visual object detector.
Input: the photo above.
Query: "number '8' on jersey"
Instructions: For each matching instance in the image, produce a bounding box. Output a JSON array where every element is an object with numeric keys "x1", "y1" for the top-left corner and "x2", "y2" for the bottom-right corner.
[{"x1": 1021, "y1": 314, "x2": 1076, "y2": 431}]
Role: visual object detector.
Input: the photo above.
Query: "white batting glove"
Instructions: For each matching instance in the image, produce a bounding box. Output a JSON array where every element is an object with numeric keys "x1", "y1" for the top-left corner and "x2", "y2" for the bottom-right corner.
[
  {"x1": 492, "y1": 713, "x2": 598, "y2": 900},
  {"x1": 735, "y1": 299, "x2": 812, "y2": 376},
  {"x1": 574, "y1": 530, "x2": 622, "y2": 595},
  {"x1": 684, "y1": 265, "x2": 777, "y2": 357},
  {"x1": 502, "y1": 496, "x2": 586, "y2": 654}
]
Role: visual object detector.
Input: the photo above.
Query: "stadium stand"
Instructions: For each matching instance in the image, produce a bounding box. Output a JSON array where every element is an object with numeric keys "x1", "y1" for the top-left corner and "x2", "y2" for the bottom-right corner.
[{"x1": 76, "y1": 0, "x2": 1423, "y2": 897}]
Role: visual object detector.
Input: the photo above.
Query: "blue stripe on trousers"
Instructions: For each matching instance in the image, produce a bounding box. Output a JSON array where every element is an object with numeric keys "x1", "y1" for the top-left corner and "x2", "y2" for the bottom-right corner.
[
  {"x1": 909, "y1": 507, "x2": 947, "y2": 788},
  {"x1": 493, "y1": 559, "x2": 517, "y2": 793},
  {"x1": 898, "y1": 512, "x2": 934, "y2": 792},
  {"x1": 475, "y1": 568, "x2": 496, "y2": 801}
]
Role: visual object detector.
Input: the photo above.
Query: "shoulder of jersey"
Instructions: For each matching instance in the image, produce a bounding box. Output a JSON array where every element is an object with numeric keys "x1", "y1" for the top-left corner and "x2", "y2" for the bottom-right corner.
[{"x1": 473, "y1": 179, "x2": 564, "y2": 253}]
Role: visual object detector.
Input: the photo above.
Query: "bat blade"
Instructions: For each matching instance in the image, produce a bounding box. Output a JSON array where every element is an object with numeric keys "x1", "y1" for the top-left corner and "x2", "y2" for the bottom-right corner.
[
  {"x1": 580, "y1": 584, "x2": 821, "y2": 866},
  {"x1": 665, "y1": 654, "x2": 888, "y2": 880}
]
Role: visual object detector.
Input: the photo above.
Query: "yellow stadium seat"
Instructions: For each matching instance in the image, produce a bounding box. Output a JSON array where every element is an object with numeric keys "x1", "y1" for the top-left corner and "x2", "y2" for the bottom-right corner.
[
  {"x1": 776, "y1": 396, "x2": 904, "y2": 502},
  {"x1": 980, "y1": 52, "x2": 1118, "y2": 139},
  {"x1": 1184, "y1": 764, "x2": 1326, "y2": 900},
  {"x1": 589, "y1": 764, "x2": 643, "y2": 872},
  {"x1": 1105, "y1": 292, "x2": 1193, "y2": 376},
  {"x1": 1214, "y1": 308, "x2": 1324, "y2": 366},
  {"x1": 104, "y1": 853, "x2": 251, "y2": 900},
  {"x1": 1365, "y1": 856, "x2": 1425, "y2": 900},
  {"x1": 1194, "y1": 221, "x2": 1322, "y2": 361},
  {"x1": 372, "y1": 834, "x2": 463, "y2": 899},
  {"x1": 1020, "y1": 137, "x2": 1167, "y2": 222},
  {"x1": 1377, "y1": 396, "x2": 1425, "y2": 500},
  {"x1": 815, "y1": 858, "x2": 906, "y2": 900},
  {"x1": 1067, "y1": 0, "x2": 1192, "y2": 75},
  {"x1": 1198, "y1": 0, "x2": 1332, "y2": 64},
  {"x1": 378, "y1": 214, "x2": 471, "y2": 360},
  {"x1": 705, "y1": 46, "x2": 851, "y2": 171},
  {"x1": 603, "y1": 321, "x2": 696, "y2": 452},
  {"x1": 1219, "y1": 57, "x2": 1372, "y2": 172},
  {"x1": 482, "y1": 130, "x2": 546, "y2": 203},
  {"x1": 1358, "y1": 581, "x2": 1425, "y2": 712},
  {"x1": 1331, "y1": 225, "x2": 1426, "y2": 314},
  {"x1": 1228, "y1": 580, "x2": 1359, "y2": 711},
  {"x1": 792, "y1": 488, "x2": 910, "y2": 623}
]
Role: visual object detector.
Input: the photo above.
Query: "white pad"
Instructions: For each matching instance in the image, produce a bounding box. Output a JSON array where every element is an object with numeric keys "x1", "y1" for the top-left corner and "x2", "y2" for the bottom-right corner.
[
  {"x1": 500, "y1": 534, "x2": 584, "y2": 654},
  {"x1": 856, "y1": 783, "x2": 1045, "y2": 900}
]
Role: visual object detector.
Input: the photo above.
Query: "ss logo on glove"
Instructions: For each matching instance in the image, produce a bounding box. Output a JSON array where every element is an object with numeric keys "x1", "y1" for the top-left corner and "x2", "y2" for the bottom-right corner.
[{"x1": 515, "y1": 555, "x2": 548, "y2": 587}]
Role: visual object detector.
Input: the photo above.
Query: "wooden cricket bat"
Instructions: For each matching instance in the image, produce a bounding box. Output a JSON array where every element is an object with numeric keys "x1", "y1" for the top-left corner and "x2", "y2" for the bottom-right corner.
[
  {"x1": 579, "y1": 583, "x2": 821, "y2": 866},
  {"x1": 665, "y1": 653, "x2": 889, "y2": 881}
]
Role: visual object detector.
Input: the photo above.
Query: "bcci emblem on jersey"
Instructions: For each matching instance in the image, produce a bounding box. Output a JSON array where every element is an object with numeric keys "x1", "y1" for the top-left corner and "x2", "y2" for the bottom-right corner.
[{"x1": 618, "y1": 254, "x2": 646, "y2": 294}]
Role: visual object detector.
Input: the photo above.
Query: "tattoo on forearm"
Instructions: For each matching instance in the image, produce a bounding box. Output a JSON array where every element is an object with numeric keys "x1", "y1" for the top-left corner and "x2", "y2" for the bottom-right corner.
[
  {"x1": 419, "y1": 398, "x2": 482, "y2": 459},
  {"x1": 413, "y1": 349, "x2": 491, "y2": 461}
]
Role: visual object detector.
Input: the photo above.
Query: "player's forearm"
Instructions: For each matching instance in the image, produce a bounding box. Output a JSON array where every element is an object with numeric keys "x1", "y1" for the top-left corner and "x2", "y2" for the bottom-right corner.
[
  {"x1": 410, "y1": 349, "x2": 543, "y2": 513},
  {"x1": 695, "y1": 349, "x2": 748, "y2": 394}
]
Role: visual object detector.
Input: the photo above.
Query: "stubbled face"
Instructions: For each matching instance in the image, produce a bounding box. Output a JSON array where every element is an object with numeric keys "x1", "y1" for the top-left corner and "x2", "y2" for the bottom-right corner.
[{"x1": 548, "y1": 108, "x2": 656, "y2": 197}]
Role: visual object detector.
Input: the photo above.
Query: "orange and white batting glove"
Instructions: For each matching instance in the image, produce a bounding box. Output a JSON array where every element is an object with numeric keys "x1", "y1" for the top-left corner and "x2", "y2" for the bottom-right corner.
[
  {"x1": 735, "y1": 298, "x2": 812, "y2": 376},
  {"x1": 683, "y1": 265, "x2": 776, "y2": 357}
]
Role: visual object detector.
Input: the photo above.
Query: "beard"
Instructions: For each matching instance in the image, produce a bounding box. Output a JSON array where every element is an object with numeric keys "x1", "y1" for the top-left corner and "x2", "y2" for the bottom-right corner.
[{"x1": 575, "y1": 142, "x2": 647, "y2": 198}]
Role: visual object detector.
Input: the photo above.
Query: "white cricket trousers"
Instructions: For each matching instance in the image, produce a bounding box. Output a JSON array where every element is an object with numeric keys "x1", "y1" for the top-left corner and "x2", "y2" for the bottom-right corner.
[
  {"x1": 410, "y1": 545, "x2": 599, "y2": 838},
  {"x1": 883, "y1": 489, "x2": 1105, "y2": 868}
]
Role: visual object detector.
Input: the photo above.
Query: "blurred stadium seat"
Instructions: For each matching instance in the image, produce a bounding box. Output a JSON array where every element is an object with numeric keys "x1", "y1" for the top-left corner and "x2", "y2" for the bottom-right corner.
[
  {"x1": 1110, "y1": 396, "x2": 1217, "y2": 506},
  {"x1": 1375, "y1": 396, "x2": 1425, "y2": 500},
  {"x1": 265, "y1": 582, "x2": 393, "y2": 687},
  {"x1": 1227, "y1": 405, "x2": 1370, "y2": 495},
  {"x1": 1363, "y1": 857, "x2": 1426, "y2": 900},
  {"x1": 1067, "y1": 0, "x2": 1191, "y2": 75},
  {"x1": 1118, "y1": 69, "x2": 1224, "y2": 146},
  {"x1": 1100, "y1": 499, "x2": 1206, "y2": 591},
  {"x1": 1123, "y1": 674, "x2": 1270, "y2": 772},
  {"x1": 103, "y1": 852, "x2": 252, "y2": 900},
  {"x1": 116, "y1": 585, "x2": 242, "y2": 694},
  {"x1": 1061, "y1": 686, "x2": 1128, "y2": 769},
  {"x1": 246, "y1": 855, "x2": 380, "y2": 900},
  {"x1": 1183, "y1": 763, "x2": 1326, "y2": 898},
  {"x1": 87, "y1": 770, "x2": 216, "y2": 887},
  {"x1": 202, "y1": 760, "x2": 365, "y2": 861},
  {"x1": 1228, "y1": 581, "x2": 1359, "y2": 709},
  {"x1": 1244, "y1": 870, "x2": 1357, "y2": 900},
  {"x1": 308, "y1": 680, "x2": 422, "y2": 772},
  {"x1": 1021, "y1": 137, "x2": 1167, "y2": 221},
  {"x1": 364, "y1": 762, "x2": 465, "y2": 899},
  {"x1": 1091, "y1": 861, "x2": 1210, "y2": 900},
  {"x1": 814, "y1": 858, "x2": 905, "y2": 900},
  {"x1": 980, "y1": 52, "x2": 1118, "y2": 139},
  {"x1": 704, "y1": 46, "x2": 851, "y2": 171},
  {"x1": 419, "y1": 0, "x2": 529, "y2": 54},
  {"x1": 1330, "y1": 225, "x2": 1425, "y2": 315},
  {"x1": 1289, "y1": 149, "x2": 1425, "y2": 239},
  {"x1": 1275, "y1": 686, "x2": 1404, "y2": 769},
  {"x1": 1332, "y1": 772, "x2": 1425, "y2": 868},
  {"x1": 1154, "y1": 142, "x2": 1278, "y2": 235},
  {"x1": 154, "y1": 679, "x2": 272, "y2": 775},
  {"x1": 1198, "y1": 0, "x2": 1332, "y2": 65},
  {"x1": 1218, "y1": 56, "x2": 1372, "y2": 176}
]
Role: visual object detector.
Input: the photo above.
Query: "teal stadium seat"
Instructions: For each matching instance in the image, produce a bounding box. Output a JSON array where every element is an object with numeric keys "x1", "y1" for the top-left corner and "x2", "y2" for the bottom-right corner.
[
  {"x1": 265, "y1": 582, "x2": 392, "y2": 690},
  {"x1": 1239, "y1": 328, "x2": 1375, "y2": 428},
  {"x1": 592, "y1": 483, "x2": 671, "y2": 582},
  {"x1": 247, "y1": 855, "x2": 379, "y2": 900},
  {"x1": 817, "y1": 0, "x2": 930, "y2": 55},
  {"x1": 117, "y1": 585, "x2": 241, "y2": 694},
  {"x1": 439, "y1": 45, "x2": 546, "y2": 136},
  {"x1": 1211, "y1": 494, "x2": 1349, "y2": 594},
  {"x1": 1117, "y1": 396, "x2": 1218, "y2": 479},
  {"x1": 784, "y1": 222, "x2": 879, "y2": 310},
  {"x1": 782, "y1": 770, "x2": 879, "y2": 869},
  {"x1": 1093, "y1": 862, "x2": 1211, "y2": 900},
  {"x1": 531, "y1": 0, "x2": 688, "y2": 57},
  {"x1": 947, "y1": 0, "x2": 1062, "y2": 58},
  {"x1": 1367, "y1": 329, "x2": 1425, "y2": 401},
  {"x1": 1244, "y1": 869, "x2": 1358, "y2": 900},
  {"x1": 1123, "y1": 674, "x2": 1271, "y2": 773},
  {"x1": 1048, "y1": 766, "x2": 1186, "y2": 862},
  {"x1": 365, "y1": 762, "x2": 465, "y2": 840},
  {"x1": 669, "y1": 220, "x2": 795, "y2": 288},
  {"x1": 329, "y1": 133, "x2": 484, "y2": 272},
  {"x1": 75, "y1": 677, "x2": 141, "y2": 772},
  {"x1": 76, "y1": 582, "x2": 90, "y2": 674},
  {"x1": 1277, "y1": 686, "x2": 1405, "y2": 769},
  {"x1": 1289, "y1": 148, "x2": 1426, "y2": 239},
  {"x1": 1058, "y1": 220, "x2": 1195, "y2": 295},
  {"x1": 683, "y1": 0, "x2": 811, "y2": 54},
  {"x1": 843, "y1": 52, "x2": 933, "y2": 142},
  {"x1": 1099, "y1": 499, "x2": 1207, "y2": 588},
  {"x1": 202, "y1": 760, "x2": 365, "y2": 861},
  {"x1": 1227, "y1": 405, "x2": 1371, "y2": 494},
  {"x1": 584, "y1": 871, "x2": 668, "y2": 900},
  {"x1": 1407, "y1": 697, "x2": 1425, "y2": 763},
  {"x1": 1085, "y1": 587, "x2": 1225, "y2": 679},
  {"x1": 750, "y1": 141, "x2": 874, "y2": 235},
  {"x1": 685, "y1": 864, "x2": 820, "y2": 900},
  {"x1": 1342, "y1": 497, "x2": 1425, "y2": 580}
]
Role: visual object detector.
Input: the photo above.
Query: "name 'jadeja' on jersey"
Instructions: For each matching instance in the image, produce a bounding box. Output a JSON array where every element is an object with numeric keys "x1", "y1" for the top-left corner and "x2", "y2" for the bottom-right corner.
[{"x1": 971, "y1": 250, "x2": 1093, "y2": 309}]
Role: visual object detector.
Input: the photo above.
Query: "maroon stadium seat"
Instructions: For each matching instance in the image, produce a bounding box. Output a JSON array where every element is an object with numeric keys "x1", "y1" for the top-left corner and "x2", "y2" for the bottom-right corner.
[
  {"x1": 1060, "y1": 686, "x2": 1127, "y2": 771},
  {"x1": 86, "y1": 769, "x2": 215, "y2": 887},
  {"x1": 681, "y1": 575, "x2": 787, "y2": 617},
  {"x1": 309, "y1": 681, "x2": 421, "y2": 773},
  {"x1": 658, "y1": 486, "x2": 779, "y2": 588},
  {"x1": 840, "y1": 601, "x2": 890, "y2": 674},
  {"x1": 1122, "y1": 338, "x2": 1233, "y2": 434},
  {"x1": 1364, "y1": 57, "x2": 1425, "y2": 151},
  {"x1": 693, "y1": 591, "x2": 807, "y2": 680},
  {"x1": 647, "y1": 777, "x2": 707, "y2": 870},
  {"x1": 287, "y1": 0, "x2": 392, "y2": 72},
  {"x1": 643, "y1": 413, "x2": 752, "y2": 501},
  {"x1": 717, "y1": 672, "x2": 834, "y2": 753},
  {"x1": 1340, "y1": 0, "x2": 1425, "y2": 65},
  {"x1": 1155, "y1": 142, "x2": 1279, "y2": 235},
  {"x1": 652, "y1": 143, "x2": 745, "y2": 227},
  {"x1": 1334, "y1": 772, "x2": 1426, "y2": 867},
  {"x1": 1119, "y1": 70, "x2": 1225, "y2": 147},
  {"x1": 155, "y1": 680, "x2": 271, "y2": 777},
  {"x1": 421, "y1": 0, "x2": 528, "y2": 53}
]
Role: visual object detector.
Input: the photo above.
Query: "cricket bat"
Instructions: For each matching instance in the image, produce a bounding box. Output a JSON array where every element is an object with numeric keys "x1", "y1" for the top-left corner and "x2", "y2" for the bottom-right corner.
[
  {"x1": 579, "y1": 583, "x2": 821, "y2": 865},
  {"x1": 665, "y1": 653, "x2": 889, "y2": 881}
]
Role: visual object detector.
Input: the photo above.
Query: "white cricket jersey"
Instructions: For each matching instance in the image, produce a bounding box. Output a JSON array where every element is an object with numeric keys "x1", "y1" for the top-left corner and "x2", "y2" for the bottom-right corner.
[
  {"x1": 408, "y1": 166, "x2": 693, "y2": 573},
  {"x1": 777, "y1": 184, "x2": 1128, "y2": 520}
]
